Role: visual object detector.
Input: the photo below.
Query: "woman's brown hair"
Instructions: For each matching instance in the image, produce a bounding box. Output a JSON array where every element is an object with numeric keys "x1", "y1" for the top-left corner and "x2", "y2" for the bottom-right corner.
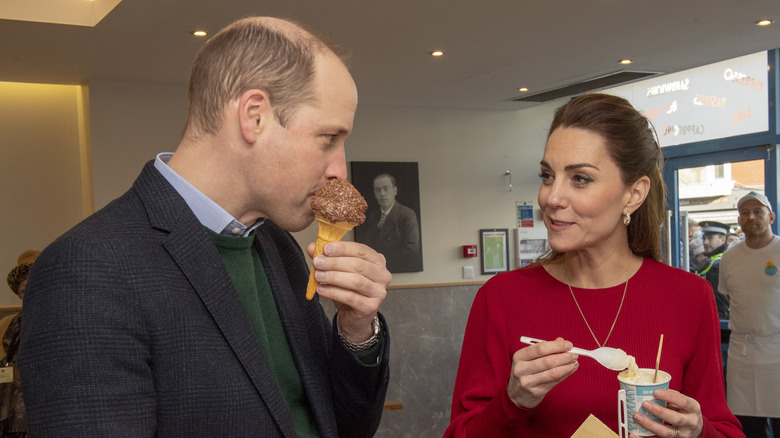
[{"x1": 540, "y1": 93, "x2": 666, "y2": 261}]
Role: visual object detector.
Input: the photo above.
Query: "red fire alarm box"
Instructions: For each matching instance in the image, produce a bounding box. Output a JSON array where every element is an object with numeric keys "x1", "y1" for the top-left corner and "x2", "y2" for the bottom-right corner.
[{"x1": 462, "y1": 245, "x2": 478, "y2": 258}]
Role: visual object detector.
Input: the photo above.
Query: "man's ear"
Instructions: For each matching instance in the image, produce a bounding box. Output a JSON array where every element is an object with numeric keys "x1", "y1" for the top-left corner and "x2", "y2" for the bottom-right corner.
[{"x1": 238, "y1": 89, "x2": 271, "y2": 144}]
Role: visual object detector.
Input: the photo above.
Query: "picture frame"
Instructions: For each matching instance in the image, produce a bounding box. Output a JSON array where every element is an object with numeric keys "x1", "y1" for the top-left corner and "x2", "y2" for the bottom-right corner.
[
  {"x1": 516, "y1": 227, "x2": 549, "y2": 268},
  {"x1": 351, "y1": 161, "x2": 423, "y2": 273},
  {"x1": 480, "y1": 228, "x2": 510, "y2": 274}
]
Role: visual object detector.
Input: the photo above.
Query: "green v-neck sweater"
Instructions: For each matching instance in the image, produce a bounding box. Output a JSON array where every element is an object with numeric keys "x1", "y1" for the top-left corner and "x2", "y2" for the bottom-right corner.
[{"x1": 208, "y1": 230, "x2": 319, "y2": 437}]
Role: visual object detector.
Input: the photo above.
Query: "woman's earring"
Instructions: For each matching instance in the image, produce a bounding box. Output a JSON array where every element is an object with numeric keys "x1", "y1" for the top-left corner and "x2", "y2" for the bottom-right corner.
[{"x1": 623, "y1": 213, "x2": 631, "y2": 226}]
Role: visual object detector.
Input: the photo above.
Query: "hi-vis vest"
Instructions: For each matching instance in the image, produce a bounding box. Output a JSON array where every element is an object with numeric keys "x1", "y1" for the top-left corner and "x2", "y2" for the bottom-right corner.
[{"x1": 696, "y1": 252, "x2": 723, "y2": 277}]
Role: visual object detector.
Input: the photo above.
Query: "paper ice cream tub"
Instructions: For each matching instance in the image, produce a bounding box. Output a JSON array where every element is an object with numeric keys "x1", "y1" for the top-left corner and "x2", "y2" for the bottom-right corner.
[{"x1": 617, "y1": 368, "x2": 671, "y2": 437}]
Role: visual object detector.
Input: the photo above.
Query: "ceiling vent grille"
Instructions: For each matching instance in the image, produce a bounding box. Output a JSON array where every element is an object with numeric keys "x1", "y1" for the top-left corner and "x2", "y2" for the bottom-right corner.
[{"x1": 512, "y1": 71, "x2": 660, "y2": 103}]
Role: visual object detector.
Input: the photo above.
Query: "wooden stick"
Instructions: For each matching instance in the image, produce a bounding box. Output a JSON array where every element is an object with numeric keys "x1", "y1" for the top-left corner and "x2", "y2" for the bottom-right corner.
[{"x1": 654, "y1": 334, "x2": 664, "y2": 383}]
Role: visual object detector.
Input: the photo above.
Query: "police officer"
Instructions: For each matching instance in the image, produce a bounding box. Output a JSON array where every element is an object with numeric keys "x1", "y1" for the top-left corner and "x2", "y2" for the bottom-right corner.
[{"x1": 694, "y1": 221, "x2": 730, "y2": 319}]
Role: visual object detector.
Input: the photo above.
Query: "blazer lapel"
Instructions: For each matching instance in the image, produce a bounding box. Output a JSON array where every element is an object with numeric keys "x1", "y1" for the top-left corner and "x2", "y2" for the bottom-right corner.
[
  {"x1": 133, "y1": 162, "x2": 298, "y2": 437},
  {"x1": 254, "y1": 225, "x2": 338, "y2": 437}
]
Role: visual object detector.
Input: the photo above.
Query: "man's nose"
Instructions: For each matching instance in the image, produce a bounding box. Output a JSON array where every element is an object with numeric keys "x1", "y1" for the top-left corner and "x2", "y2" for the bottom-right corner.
[{"x1": 326, "y1": 145, "x2": 347, "y2": 179}]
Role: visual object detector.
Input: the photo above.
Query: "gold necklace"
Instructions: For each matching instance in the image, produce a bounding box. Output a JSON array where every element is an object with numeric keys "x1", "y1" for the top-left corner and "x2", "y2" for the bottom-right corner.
[{"x1": 562, "y1": 260, "x2": 629, "y2": 348}]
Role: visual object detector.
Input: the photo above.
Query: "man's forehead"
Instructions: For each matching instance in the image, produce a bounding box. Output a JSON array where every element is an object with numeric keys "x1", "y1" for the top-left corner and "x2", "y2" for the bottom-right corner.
[
  {"x1": 313, "y1": 52, "x2": 357, "y2": 109},
  {"x1": 374, "y1": 177, "x2": 393, "y2": 186}
]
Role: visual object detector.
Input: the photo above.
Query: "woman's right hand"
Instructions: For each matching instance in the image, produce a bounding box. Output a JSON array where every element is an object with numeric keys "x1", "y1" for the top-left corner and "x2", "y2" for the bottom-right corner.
[{"x1": 507, "y1": 337, "x2": 579, "y2": 408}]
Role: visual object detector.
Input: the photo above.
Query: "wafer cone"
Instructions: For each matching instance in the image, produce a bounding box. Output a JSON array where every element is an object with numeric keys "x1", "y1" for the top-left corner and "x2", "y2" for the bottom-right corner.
[{"x1": 306, "y1": 214, "x2": 355, "y2": 300}]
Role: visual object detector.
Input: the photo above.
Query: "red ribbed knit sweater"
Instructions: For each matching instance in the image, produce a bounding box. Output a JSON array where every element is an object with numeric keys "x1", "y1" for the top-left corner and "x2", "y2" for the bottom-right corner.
[{"x1": 446, "y1": 258, "x2": 743, "y2": 437}]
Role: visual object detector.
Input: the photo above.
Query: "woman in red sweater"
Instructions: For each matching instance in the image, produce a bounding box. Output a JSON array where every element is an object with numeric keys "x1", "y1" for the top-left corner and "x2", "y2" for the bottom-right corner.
[{"x1": 446, "y1": 94, "x2": 743, "y2": 437}]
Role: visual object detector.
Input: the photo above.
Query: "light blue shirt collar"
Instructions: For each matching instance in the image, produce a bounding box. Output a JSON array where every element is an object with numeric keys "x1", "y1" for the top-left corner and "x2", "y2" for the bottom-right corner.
[{"x1": 154, "y1": 152, "x2": 263, "y2": 237}]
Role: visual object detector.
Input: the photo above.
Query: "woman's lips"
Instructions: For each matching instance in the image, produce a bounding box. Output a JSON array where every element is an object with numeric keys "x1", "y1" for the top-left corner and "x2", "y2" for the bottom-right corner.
[{"x1": 548, "y1": 219, "x2": 574, "y2": 231}]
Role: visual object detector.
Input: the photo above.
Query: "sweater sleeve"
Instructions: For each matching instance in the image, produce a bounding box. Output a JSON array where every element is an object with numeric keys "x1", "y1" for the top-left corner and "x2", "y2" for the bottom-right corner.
[
  {"x1": 684, "y1": 278, "x2": 744, "y2": 438},
  {"x1": 444, "y1": 284, "x2": 531, "y2": 437},
  {"x1": 445, "y1": 262, "x2": 743, "y2": 437}
]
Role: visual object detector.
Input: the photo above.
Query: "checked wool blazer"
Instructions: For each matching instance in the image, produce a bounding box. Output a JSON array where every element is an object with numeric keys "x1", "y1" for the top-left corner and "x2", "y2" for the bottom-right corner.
[{"x1": 20, "y1": 161, "x2": 390, "y2": 437}]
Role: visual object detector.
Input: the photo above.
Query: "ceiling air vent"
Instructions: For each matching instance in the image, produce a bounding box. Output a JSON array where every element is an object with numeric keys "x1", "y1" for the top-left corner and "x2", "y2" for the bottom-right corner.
[{"x1": 512, "y1": 71, "x2": 660, "y2": 103}]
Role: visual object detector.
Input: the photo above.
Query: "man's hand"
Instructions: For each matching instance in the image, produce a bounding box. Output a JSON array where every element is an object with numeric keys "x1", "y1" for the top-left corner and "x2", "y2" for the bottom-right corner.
[{"x1": 307, "y1": 240, "x2": 391, "y2": 342}]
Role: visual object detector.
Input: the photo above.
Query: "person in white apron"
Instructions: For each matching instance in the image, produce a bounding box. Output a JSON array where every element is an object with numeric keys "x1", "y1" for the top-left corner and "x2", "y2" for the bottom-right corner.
[{"x1": 719, "y1": 191, "x2": 780, "y2": 437}]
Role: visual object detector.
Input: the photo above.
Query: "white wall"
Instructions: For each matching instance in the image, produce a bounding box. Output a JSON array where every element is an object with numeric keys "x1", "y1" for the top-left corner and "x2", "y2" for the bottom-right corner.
[
  {"x1": 88, "y1": 79, "x2": 563, "y2": 286},
  {"x1": 294, "y1": 103, "x2": 559, "y2": 285},
  {"x1": 0, "y1": 82, "x2": 90, "y2": 307},
  {"x1": 3, "y1": 79, "x2": 563, "y2": 304},
  {"x1": 0, "y1": 81, "x2": 559, "y2": 306},
  {"x1": 89, "y1": 80, "x2": 189, "y2": 209}
]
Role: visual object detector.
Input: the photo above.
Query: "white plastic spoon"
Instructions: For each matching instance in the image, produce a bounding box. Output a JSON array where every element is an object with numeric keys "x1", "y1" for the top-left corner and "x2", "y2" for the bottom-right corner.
[{"x1": 520, "y1": 336, "x2": 630, "y2": 371}]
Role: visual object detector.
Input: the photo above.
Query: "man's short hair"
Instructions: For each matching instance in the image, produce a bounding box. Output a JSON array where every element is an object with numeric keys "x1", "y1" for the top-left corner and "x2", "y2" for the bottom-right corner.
[
  {"x1": 185, "y1": 18, "x2": 347, "y2": 136},
  {"x1": 374, "y1": 173, "x2": 397, "y2": 188}
]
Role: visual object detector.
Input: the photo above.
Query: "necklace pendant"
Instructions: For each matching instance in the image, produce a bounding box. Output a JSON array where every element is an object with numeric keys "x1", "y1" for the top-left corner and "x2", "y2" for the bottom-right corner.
[{"x1": 563, "y1": 263, "x2": 630, "y2": 350}]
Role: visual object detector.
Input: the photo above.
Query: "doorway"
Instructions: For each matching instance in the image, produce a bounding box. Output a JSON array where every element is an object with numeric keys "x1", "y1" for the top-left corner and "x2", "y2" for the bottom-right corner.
[
  {"x1": 662, "y1": 145, "x2": 777, "y2": 385},
  {"x1": 662, "y1": 145, "x2": 777, "y2": 270}
]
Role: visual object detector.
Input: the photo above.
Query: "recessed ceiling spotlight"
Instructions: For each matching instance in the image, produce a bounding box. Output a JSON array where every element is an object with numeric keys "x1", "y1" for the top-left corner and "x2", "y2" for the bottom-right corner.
[
  {"x1": 518, "y1": 87, "x2": 529, "y2": 92},
  {"x1": 192, "y1": 30, "x2": 208, "y2": 37},
  {"x1": 756, "y1": 19, "x2": 774, "y2": 26},
  {"x1": 430, "y1": 50, "x2": 445, "y2": 57},
  {"x1": 619, "y1": 59, "x2": 633, "y2": 65}
]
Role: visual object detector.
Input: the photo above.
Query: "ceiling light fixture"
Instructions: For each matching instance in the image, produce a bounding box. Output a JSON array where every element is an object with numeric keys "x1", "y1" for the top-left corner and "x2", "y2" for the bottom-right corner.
[
  {"x1": 518, "y1": 87, "x2": 528, "y2": 92},
  {"x1": 0, "y1": 0, "x2": 122, "y2": 27},
  {"x1": 619, "y1": 59, "x2": 633, "y2": 65},
  {"x1": 430, "y1": 50, "x2": 445, "y2": 57},
  {"x1": 192, "y1": 30, "x2": 208, "y2": 37},
  {"x1": 756, "y1": 19, "x2": 774, "y2": 26}
]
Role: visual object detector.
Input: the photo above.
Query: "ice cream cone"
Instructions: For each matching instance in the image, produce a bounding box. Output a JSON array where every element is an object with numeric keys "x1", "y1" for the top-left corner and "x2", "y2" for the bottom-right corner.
[{"x1": 306, "y1": 214, "x2": 355, "y2": 300}]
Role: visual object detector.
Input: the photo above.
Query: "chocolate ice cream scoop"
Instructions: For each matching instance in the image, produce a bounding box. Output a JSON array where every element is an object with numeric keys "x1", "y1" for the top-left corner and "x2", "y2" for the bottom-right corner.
[
  {"x1": 311, "y1": 178, "x2": 367, "y2": 225},
  {"x1": 306, "y1": 179, "x2": 367, "y2": 300}
]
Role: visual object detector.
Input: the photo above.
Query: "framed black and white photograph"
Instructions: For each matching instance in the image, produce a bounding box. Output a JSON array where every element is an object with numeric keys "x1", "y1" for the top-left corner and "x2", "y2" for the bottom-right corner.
[
  {"x1": 351, "y1": 161, "x2": 423, "y2": 273},
  {"x1": 480, "y1": 229, "x2": 509, "y2": 274}
]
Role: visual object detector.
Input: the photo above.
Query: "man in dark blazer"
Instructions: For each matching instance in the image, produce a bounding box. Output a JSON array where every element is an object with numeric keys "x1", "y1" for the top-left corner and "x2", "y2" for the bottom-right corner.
[
  {"x1": 362, "y1": 174, "x2": 422, "y2": 273},
  {"x1": 20, "y1": 17, "x2": 391, "y2": 437}
]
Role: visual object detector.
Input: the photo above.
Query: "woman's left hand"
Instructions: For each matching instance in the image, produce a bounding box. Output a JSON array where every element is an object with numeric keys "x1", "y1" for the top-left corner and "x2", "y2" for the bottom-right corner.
[{"x1": 629, "y1": 388, "x2": 703, "y2": 438}]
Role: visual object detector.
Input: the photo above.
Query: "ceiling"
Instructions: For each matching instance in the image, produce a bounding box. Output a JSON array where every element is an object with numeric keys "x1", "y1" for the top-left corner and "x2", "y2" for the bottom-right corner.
[{"x1": 2, "y1": 0, "x2": 780, "y2": 111}]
